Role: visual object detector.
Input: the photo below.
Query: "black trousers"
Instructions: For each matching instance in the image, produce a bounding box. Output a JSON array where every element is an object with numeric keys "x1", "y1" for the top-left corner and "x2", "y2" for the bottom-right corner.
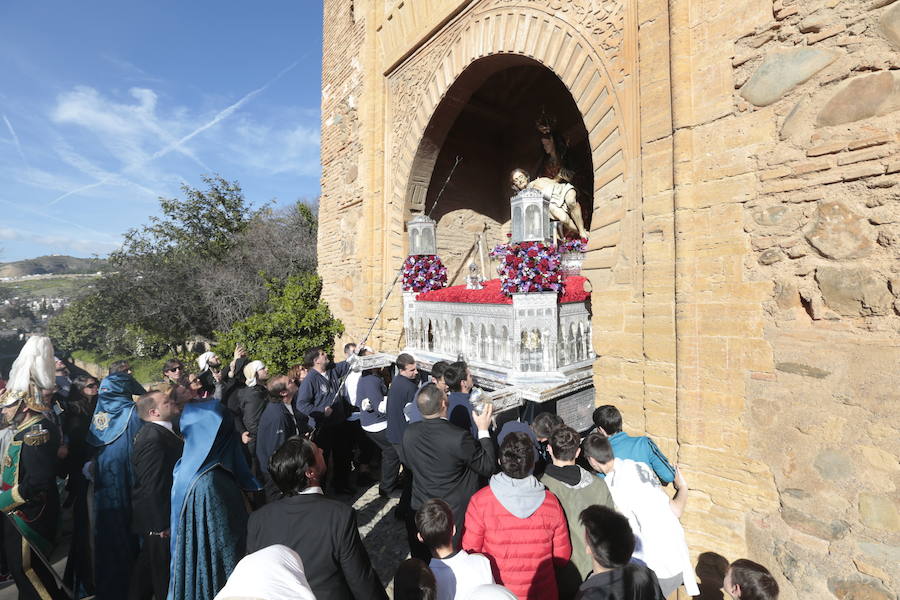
[
  {"x1": 3, "y1": 515, "x2": 68, "y2": 600},
  {"x1": 128, "y1": 534, "x2": 170, "y2": 600},
  {"x1": 365, "y1": 428, "x2": 400, "y2": 493},
  {"x1": 350, "y1": 420, "x2": 378, "y2": 468},
  {"x1": 63, "y1": 472, "x2": 94, "y2": 596},
  {"x1": 393, "y1": 443, "x2": 413, "y2": 521},
  {"x1": 315, "y1": 422, "x2": 352, "y2": 490}
]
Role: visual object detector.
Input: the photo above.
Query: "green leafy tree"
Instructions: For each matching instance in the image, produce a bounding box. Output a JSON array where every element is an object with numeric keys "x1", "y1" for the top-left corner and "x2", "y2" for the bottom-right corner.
[
  {"x1": 112, "y1": 175, "x2": 258, "y2": 262},
  {"x1": 47, "y1": 293, "x2": 114, "y2": 353},
  {"x1": 198, "y1": 200, "x2": 319, "y2": 330},
  {"x1": 215, "y1": 273, "x2": 344, "y2": 373},
  {"x1": 102, "y1": 175, "x2": 263, "y2": 349}
]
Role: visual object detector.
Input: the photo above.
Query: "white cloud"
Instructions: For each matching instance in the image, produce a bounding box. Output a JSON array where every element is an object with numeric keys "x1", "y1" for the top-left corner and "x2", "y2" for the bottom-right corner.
[
  {"x1": 0, "y1": 225, "x2": 119, "y2": 255},
  {"x1": 45, "y1": 61, "x2": 308, "y2": 205},
  {"x1": 54, "y1": 142, "x2": 161, "y2": 199},
  {"x1": 0, "y1": 198, "x2": 120, "y2": 243},
  {"x1": 223, "y1": 117, "x2": 320, "y2": 177},
  {"x1": 99, "y1": 54, "x2": 164, "y2": 84},
  {"x1": 32, "y1": 233, "x2": 120, "y2": 254}
]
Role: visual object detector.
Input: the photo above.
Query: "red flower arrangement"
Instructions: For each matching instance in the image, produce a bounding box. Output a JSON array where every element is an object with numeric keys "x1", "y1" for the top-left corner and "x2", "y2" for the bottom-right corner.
[
  {"x1": 402, "y1": 255, "x2": 448, "y2": 292},
  {"x1": 489, "y1": 240, "x2": 563, "y2": 296},
  {"x1": 559, "y1": 237, "x2": 588, "y2": 254}
]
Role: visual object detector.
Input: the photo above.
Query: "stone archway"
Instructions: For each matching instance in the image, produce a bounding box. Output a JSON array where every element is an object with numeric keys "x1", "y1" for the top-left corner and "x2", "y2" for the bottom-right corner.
[{"x1": 386, "y1": 2, "x2": 638, "y2": 285}]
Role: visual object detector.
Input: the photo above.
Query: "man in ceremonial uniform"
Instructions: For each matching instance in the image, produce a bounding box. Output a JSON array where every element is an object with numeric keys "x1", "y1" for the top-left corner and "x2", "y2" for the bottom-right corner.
[{"x1": 0, "y1": 335, "x2": 68, "y2": 599}]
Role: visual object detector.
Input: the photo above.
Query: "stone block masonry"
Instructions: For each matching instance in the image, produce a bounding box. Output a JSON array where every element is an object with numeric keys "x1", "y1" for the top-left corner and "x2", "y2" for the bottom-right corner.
[{"x1": 320, "y1": 1, "x2": 900, "y2": 598}]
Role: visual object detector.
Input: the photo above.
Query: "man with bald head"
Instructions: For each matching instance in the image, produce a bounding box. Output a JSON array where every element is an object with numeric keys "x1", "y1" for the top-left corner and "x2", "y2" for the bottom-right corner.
[
  {"x1": 129, "y1": 390, "x2": 184, "y2": 600},
  {"x1": 401, "y1": 384, "x2": 495, "y2": 560}
]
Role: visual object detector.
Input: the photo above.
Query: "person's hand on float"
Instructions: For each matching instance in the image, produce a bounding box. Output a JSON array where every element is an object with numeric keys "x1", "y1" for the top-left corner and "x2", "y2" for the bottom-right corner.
[{"x1": 472, "y1": 402, "x2": 493, "y2": 433}]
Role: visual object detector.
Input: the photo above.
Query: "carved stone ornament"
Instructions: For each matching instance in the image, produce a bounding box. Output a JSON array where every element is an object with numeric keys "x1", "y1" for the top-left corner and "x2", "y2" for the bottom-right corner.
[{"x1": 387, "y1": 0, "x2": 630, "y2": 190}]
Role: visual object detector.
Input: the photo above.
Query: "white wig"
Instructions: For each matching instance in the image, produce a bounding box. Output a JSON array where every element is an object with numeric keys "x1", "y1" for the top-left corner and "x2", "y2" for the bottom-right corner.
[{"x1": 7, "y1": 336, "x2": 56, "y2": 393}]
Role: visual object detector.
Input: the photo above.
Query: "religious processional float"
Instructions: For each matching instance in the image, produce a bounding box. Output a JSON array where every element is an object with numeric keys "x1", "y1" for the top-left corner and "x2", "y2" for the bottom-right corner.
[{"x1": 357, "y1": 186, "x2": 596, "y2": 430}]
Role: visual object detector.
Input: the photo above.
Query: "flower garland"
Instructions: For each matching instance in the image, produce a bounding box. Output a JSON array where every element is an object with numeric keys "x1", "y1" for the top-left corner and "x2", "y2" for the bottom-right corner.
[
  {"x1": 490, "y1": 239, "x2": 563, "y2": 296},
  {"x1": 558, "y1": 237, "x2": 588, "y2": 254},
  {"x1": 402, "y1": 255, "x2": 448, "y2": 292}
]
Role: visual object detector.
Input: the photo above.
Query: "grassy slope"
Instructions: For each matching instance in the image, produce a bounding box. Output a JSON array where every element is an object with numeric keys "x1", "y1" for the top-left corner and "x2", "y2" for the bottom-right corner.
[
  {"x1": 0, "y1": 276, "x2": 99, "y2": 299},
  {"x1": 0, "y1": 255, "x2": 107, "y2": 278},
  {"x1": 71, "y1": 350, "x2": 169, "y2": 387}
]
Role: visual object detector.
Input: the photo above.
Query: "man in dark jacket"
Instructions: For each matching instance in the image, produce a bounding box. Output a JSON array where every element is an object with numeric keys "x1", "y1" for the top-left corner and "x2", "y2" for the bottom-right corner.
[
  {"x1": 352, "y1": 353, "x2": 397, "y2": 497},
  {"x1": 384, "y1": 353, "x2": 418, "y2": 492},
  {"x1": 444, "y1": 361, "x2": 476, "y2": 436},
  {"x1": 575, "y1": 505, "x2": 664, "y2": 600},
  {"x1": 257, "y1": 376, "x2": 308, "y2": 501},
  {"x1": 386, "y1": 354, "x2": 418, "y2": 447},
  {"x1": 246, "y1": 437, "x2": 387, "y2": 600},
  {"x1": 129, "y1": 391, "x2": 184, "y2": 600},
  {"x1": 402, "y1": 384, "x2": 495, "y2": 560},
  {"x1": 295, "y1": 347, "x2": 352, "y2": 493}
]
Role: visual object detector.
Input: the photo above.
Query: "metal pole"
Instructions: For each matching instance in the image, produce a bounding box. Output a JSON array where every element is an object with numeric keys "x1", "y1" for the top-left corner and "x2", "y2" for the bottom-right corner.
[{"x1": 325, "y1": 157, "x2": 463, "y2": 413}]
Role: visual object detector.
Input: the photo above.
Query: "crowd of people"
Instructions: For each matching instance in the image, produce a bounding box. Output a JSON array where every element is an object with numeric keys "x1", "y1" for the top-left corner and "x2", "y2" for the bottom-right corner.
[{"x1": 0, "y1": 336, "x2": 781, "y2": 600}]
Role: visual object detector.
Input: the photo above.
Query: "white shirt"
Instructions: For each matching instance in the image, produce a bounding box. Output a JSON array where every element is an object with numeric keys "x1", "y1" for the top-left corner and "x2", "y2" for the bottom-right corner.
[
  {"x1": 429, "y1": 550, "x2": 494, "y2": 600},
  {"x1": 345, "y1": 371, "x2": 360, "y2": 408},
  {"x1": 299, "y1": 486, "x2": 323, "y2": 495},
  {"x1": 151, "y1": 420, "x2": 174, "y2": 432},
  {"x1": 604, "y1": 458, "x2": 699, "y2": 595}
]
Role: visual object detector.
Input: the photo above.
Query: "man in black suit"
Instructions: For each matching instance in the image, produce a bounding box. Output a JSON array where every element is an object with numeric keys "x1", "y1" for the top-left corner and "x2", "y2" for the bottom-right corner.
[
  {"x1": 129, "y1": 390, "x2": 184, "y2": 600},
  {"x1": 401, "y1": 383, "x2": 496, "y2": 560},
  {"x1": 246, "y1": 437, "x2": 387, "y2": 600}
]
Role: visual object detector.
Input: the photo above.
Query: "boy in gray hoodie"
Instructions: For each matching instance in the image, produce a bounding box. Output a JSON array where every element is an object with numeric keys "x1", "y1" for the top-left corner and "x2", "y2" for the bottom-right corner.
[{"x1": 540, "y1": 426, "x2": 616, "y2": 599}]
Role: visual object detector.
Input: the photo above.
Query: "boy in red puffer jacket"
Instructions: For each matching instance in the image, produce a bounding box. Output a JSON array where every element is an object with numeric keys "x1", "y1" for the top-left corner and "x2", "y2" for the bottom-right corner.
[{"x1": 462, "y1": 432, "x2": 572, "y2": 600}]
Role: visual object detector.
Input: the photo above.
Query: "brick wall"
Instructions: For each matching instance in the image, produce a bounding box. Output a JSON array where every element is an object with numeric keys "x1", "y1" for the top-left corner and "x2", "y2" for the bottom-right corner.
[{"x1": 320, "y1": 0, "x2": 370, "y2": 351}]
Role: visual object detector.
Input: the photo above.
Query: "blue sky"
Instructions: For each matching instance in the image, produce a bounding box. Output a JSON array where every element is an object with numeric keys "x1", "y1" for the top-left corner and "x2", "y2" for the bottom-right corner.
[{"x1": 0, "y1": 1, "x2": 323, "y2": 261}]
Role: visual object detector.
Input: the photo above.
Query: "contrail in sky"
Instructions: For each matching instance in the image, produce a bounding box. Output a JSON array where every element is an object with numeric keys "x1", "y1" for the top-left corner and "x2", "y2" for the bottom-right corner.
[
  {"x1": 48, "y1": 60, "x2": 300, "y2": 206},
  {"x1": 149, "y1": 60, "x2": 299, "y2": 162},
  {"x1": 3, "y1": 114, "x2": 29, "y2": 167}
]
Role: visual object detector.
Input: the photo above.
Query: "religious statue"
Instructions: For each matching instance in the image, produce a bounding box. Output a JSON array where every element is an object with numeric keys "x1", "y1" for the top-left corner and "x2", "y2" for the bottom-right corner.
[
  {"x1": 509, "y1": 168, "x2": 588, "y2": 240},
  {"x1": 534, "y1": 111, "x2": 571, "y2": 182},
  {"x1": 466, "y1": 261, "x2": 484, "y2": 290}
]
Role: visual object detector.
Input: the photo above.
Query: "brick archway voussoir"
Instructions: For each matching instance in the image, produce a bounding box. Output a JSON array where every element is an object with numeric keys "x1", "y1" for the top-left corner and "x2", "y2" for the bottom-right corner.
[{"x1": 397, "y1": 6, "x2": 629, "y2": 265}]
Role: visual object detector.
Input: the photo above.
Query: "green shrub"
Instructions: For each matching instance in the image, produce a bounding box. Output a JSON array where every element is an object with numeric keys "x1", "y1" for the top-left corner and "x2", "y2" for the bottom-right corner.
[{"x1": 215, "y1": 273, "x2": 343, "y2": 374}]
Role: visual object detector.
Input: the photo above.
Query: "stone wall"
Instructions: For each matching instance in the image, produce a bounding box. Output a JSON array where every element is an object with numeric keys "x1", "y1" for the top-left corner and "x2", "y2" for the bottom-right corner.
[
  {"x1": 733, "y1": 0, "x2": 900, "y2": 597},
  {"x1": 319, "y1": 0, "x2": 900, "y2": 597}
]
